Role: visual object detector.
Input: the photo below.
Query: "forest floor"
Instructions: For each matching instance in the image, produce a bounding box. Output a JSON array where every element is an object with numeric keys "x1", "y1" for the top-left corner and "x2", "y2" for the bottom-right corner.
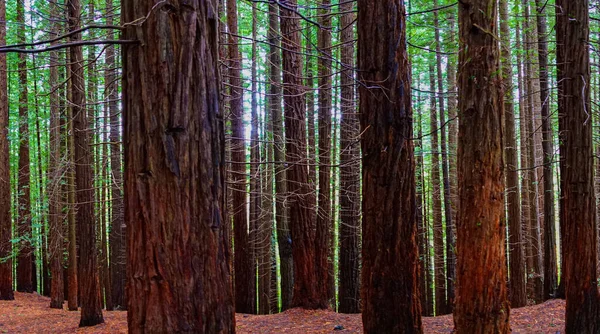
[{"x1": 0, "y1": 292, "x2": 565, "y2": 333}]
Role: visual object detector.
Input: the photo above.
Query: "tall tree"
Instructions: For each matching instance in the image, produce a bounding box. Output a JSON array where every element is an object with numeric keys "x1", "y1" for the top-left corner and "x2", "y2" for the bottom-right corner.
[
  {"x1": 268, "y1": 1, "x2": 292, "y2": 311},
  {"x1": 556, "y1": 0, "x2": 599, "y2": 331},
  {"x1": 0, "y1": 0, "x2": 12, "y2": 302},
  {"x1": 338, "y1": 0, "x2": 360, "y2": 314},
  {"x1": 68, "y1": 0, "x2": 104, "y2": 325},
  {"x1": 316, "y1": 0, "x2": 333, "y2": 306},
  {"x1": 535, "y1": 0, "x2": 557, "y2": 300},
  {"x1": 499, "y1": 0, "x2": 527, "y2": 308},
  {"x1": 48, "y1": 0, "x2": 64, "y2": 309},
  {"x1": 16, "y1": 0, "x2": 33, "y2": 294},
  {"x1": 281, "y1": 0, "x2": 328, "y2": 310},
  {"x1": 454, "y1": 0, "x2": 510, "y2": 332},
  {"x1": 227, "y1": 0, "x2": 253, "y2": 314},
  {"x1": 122, "y1": 0, "x2": 236, "y2": 331},
  {"x1": 358, "y1": 0, "x2": 422, "y2": 332}
]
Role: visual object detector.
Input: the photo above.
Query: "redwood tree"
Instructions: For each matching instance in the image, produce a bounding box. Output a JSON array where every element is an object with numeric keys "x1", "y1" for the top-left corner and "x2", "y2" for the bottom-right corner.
[
  {"x1": 281, "y1": 0, "x2": 328, "y2": 310},
  {"x1": 0, "y1": 0, "x2": 12, "y2": 302},
  {"x1": 453, "y1": 0, "x2": 510, "y2": 332},
  {"x1": 123, "y1": 0, "x2": 236, "y2": 331},
  {"x1": 358, "y1": 0, "x2": 422, "y2": 332},
  {"x1": 556, "y1": 0, "x2": 599, "y2": 331}
]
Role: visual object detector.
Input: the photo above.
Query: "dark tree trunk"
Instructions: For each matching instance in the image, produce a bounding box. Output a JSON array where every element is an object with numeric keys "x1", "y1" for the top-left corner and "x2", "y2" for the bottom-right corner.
[
  {"x1": 227, "y1": 0, "x2": 254, "y2": 314},
  {"x1": 122, "y1": 0, "x2": 236, "y2": 332},
  {"x1": 0, "y1": 0, "x2": 13, "y2": 302},
  {"x1": 556, "y1": 0, "x2": 600, "y2": 331},
  {"x1": 358, "y1": 0, "x2": 422, "y2": 332},
  {"x1": 16, "y1": 0, "x2": 33, "y2": 294},
  {"x1": 535, "y1": 0, "x2": 557, "y2": 301},
  {"x1": 268, "y1": 2, "x2": 292, "y2": 312},
  {"x1": 48, "y1": 0, "x2": 64, "y2": 309},
  {"x1": 316, "y1": 0, "x2": 333, "y2": 308},
  {"x1": 66, "y1": 49, "x2": 78, "y2": 312},
  {"x1": 453, "y1": 0, "x2": 510, "y2": 332},
  {"x1": 338, "y1": 0, "x2": 360, "y2": 315},
  {"x1": 499, "y1": 0, "x2": 527, "y2": 308},
  {"x1": 281, "y1": 0, "x2": 328, "y2": 310}
]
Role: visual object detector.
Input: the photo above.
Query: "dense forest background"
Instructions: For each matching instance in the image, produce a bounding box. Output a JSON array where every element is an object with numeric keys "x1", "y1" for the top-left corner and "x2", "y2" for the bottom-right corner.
[{"x1": 0, "y1": 0, "x2": 598, "y2": 332}]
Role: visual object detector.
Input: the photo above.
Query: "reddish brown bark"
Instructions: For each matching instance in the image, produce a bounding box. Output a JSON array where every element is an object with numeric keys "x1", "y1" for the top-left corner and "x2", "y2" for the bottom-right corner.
[
  {"x1": 0, "y1": 0, "x2": 12, "y2": 302},
  {"x1": 281, "y1": 0, "x2": 328, "y2": 310},
  {"x1": 556, "y1": 0, "x2": 600, "y2": 331},
  {"x1": 338, "y1": 0, "x2": 360, "y2": 315},
  {"x1": 499, "y1": 0, "x2": 527, "y2": 308},
  {"x1": 122, "y1": 0, "x2": 236, "y2": 332},
  {"x1": 358, "y1": 0, "x2": 422, "y2": 332},
  {"x1": 48, "y1": 0, "x2": 64, "y2": 309},
  {"x1": 453, "y1": 0, "x2": 510, "y2": 332},
  {"x1": 68, "y1": 0, "x2": 104, "y2": 326},
  {"x1": 16, "y1": 0, "x2": 33, "y2": 294}
]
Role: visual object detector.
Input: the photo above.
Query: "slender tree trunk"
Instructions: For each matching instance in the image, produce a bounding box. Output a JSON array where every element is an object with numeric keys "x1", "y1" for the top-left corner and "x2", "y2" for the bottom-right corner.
[
  {"x1": 67, "y1": 0, "x2": 104, "y2": 325},
  {"x1": 454, "y1": 0, "x2": 510, "y2": 332},
  {"x1": 0, "y1": 0, "x2": 13, "y2": 301},
  {"x1": 122, "y1": 0, "x2": 236, "y2": 331},
  {"x1": 338, "y1": 0, "x2": 360, "y2": 314},
  {"x1": 316, "y1": 0, "x2": 333, "y2": 307},
  {"x1": 556, "y1": 0, "x2": 600, "y2": 331},
  {"x1": 429, "y1": 63, "x2": 446, "y2": 316},
  {"x1": 48, "y1": 0, "x2": 64, "y2": 309},
  {"x1": 281, "y1": 0, "x2": 328, "y2": 310},
  {"x1": 269, "y1": 2, "x2": 292, "y2": 312},
  {"x1": 358, "y1": 1, "x2": 422, "y2": 332},
  {"x1": 226, "y1": 0, "x2": 253, "y2": 314},
  {"x1": 535, "y1": 0, "x2": 557, "y2": 300},
  {"x1": 433, "y1": 1, "x2": 455, "y2": 312},
  {"x1": 416, "y1": 96, "x2": 430, "y2": 316},
  {"x1": 499, "y1": 0, "x2": 527, "y2": 308},
  {"x1": 16, "y1": 0, "x2": 33, "y2": 294},
  {"x1": 66, "y1": 48, "x2": 78, "y2": 311}
]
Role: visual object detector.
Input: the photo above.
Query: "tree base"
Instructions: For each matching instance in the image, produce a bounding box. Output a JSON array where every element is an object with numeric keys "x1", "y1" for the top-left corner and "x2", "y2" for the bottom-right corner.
[{"x1": 79, "y1": 315, "x2": 104, "y2": 327}]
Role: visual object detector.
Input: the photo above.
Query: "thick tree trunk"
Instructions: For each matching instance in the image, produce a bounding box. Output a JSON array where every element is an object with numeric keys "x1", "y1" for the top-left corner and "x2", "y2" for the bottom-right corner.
[
  {"x1": 499, "y1": 0, "x2": 527, "y2": 308},
  {"x1": 122, "y1": 0, "x2": 236, "y2": 332},
  {"x1": 67, "y1": 0, "x2": 104, "y2": 326},
  {"x1": 358, "y1": 1, "x2": 422, "y2": 332},
  {"x1": 556, "y1": 0, "x2": 600, "y2": 331},
  {"x1": 316, "y1": 0, "x2": 333, "y2": 307},
  {"x1": 535, "y1": 0, "x2": 557, "y2": 300},
  {"x1": 429, "y1": 64, "x2": 446, "y2": 316},
  {"x1": 227, "y1": 0, "x2": 254, "y2": 314},
  {"x1": 0, "y1": 0, "x2": 13, "y2": 302},
  {"x1": 48, "y1": 0, "x2": 64, "y2": 309},
  {"x1": 453, "y1": 0, "x2": 510, "y2": 332},
  {"x1": 268, "y1": 2, "x2": 292, "y2": 312},
  {"x1": 281, "y1": 0, "x2": 328, "y2": 310},
  {"x1": 338, "y1": 0, "x2": 360, "y2": 314},
  {"x1": 16, "y1": 0, "x2": 33, "y2": 294},
  {"x1": 66, "y1": 50, "x2": 78, "y2": 311}
]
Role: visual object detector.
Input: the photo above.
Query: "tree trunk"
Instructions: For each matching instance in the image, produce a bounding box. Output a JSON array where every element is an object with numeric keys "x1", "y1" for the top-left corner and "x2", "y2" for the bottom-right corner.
[
  {"x1": 0, "y1": 0, "x2": 13, "y2": 302},
  {"x1": 66, "y1": 48, "x2": 78, "y2": 311},
  {"x1": 281, "y1": 0, "x2": 328, "y2": 310},
  {"x1": 453, "y1": 0, "x2": 510, "y2": 332},
  {"x1": 316, "y1": 0, "x2": 333, "y2": 308},
  {"x1": 499, "y1": 0, "x2": 527, "y2": 308},
  {"x1": 358, "y1": 1, "x2": 422, "y2": 332},
  {"x1": 338, "y1": 0, "x2": 360, "y2": 314},
  {"x1": 48, "y1": 0, "x2": 64, "y2": 308},
  {"x1": 268, "y1": 2, "x2": 292, "y2": 312},
  {"x1": 433, "y1": 1, "x2": 455, "y2": 312},
  {"x1": 429, "y1": 63, "x2": 446, "y2": 316},
  {"x1": 122, "y1": 0, "x2": 236, "y2": 332},
  {"x1": 16, "y1": 0, "x2": 33, "y2": 294},
  {"x1": 556, "y1": 0, "x2": 600, "y2": 331},
  {"x1": 67, "y1": 0, "x2": 104, "y2": 326},
  {"x1": 535, "y1": 0, "x2": 557, "y2": 300},
  {"x1": 226, "y1": 0, "x2": 253, "y2": 314}
]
